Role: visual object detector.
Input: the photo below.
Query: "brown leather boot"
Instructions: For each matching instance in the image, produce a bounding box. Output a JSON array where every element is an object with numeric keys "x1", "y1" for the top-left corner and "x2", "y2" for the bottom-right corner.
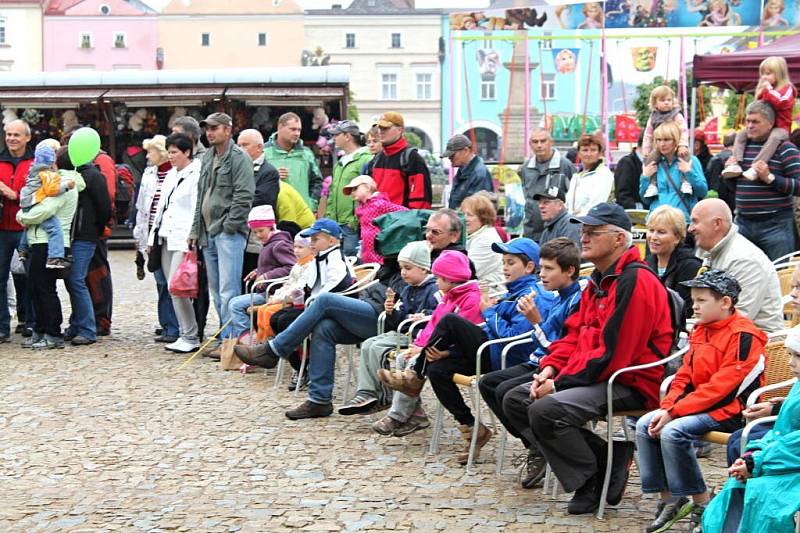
[
  {"x1": 456, "y1": 423, "x2": 493, "y2": 465},
  {"x1": 377, "y1": 368, "x2": 425, "y2": 397}
]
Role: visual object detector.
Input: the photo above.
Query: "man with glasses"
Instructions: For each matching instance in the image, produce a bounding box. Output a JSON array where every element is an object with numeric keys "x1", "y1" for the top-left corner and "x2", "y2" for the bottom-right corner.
[
  {"x1": 425, "y1": 208, "x2": 477, "y2": 277},
  {"x1": 534, "y1": 177, "x2": 580, "y2": 246},
  {"x1": 369, "y1": 112, "x2": 431, "y2": 209},
  {"x1": 501, "y1": 202, "x2": 673, "y2": 515}
]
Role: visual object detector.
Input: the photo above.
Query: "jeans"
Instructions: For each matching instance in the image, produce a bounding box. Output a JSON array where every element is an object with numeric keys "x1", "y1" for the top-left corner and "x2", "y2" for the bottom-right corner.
[
  {"x1": 0, "y1": 230, "x2": 23, "y2": 336},
  {"x1": 736, "y1": 209, "x2": 796, "y2": 261},
  {"x1": 269, "y1": 292, "x2": 378, "y2": 404},
  {"x1": 340, "y1": 223, "x2": 359, "y2": 259},
  {"x1": 19, "y1": 215, "x2": 64, "y2": 259},
  {"x1": 154, "y1": 267, "x2": 179, "y2": 338},
  {"x1": 228, "y1": 292, "x2": 266, "y2": 338},
  {"x1": 64, "y1": 240, "x2": 97, "y2": 340},
  {"x1": 636, "y1": 411, "x2": 720, "y2": 496},
  {"x1": 204, "y1": 232, "x2": 246, "y2": 337}
]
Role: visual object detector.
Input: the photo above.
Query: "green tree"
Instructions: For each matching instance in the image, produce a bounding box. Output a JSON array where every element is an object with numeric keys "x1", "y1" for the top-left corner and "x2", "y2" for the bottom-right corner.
[
  {"x1": 633, "y1": 73, "x2": 710, "y2": 128},
  {"x1": 724, "y1": 90, "x2": 753, "y2": 129},
  {"x1": 404, "y1": 131, "x2": 423, "y2": 148},
  {"x1": 347, "y1": 89, "x2": 359, "y2": 122}
]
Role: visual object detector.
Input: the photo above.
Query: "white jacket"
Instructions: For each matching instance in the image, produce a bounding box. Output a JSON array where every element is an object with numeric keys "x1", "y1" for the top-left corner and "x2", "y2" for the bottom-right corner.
[
  {"x1": 149, "y1": 159, "x2": 201, "y2": 252},
  {"x1": 466, "y1": 224, "x2": 505, "y2": 289},
  {"x1": 133, "y1": 164, "x2": 160, "y2": 252},
  {"x1": 271, "y1": 257, "x2": 315, "y2": 306},
  {"x1": 565, "y1": 161, "x2": 614, "y2": 216},
  {"x1": 306, "y1": 244, "x2": 355, "y2": 297},
  {"x1": 697, "y1": 224, "x2": 783, "y2": 333}
]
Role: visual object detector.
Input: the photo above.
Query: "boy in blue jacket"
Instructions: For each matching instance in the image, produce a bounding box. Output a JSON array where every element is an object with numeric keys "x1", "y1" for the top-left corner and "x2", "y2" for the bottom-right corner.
[{"x1": 478, "y1": 237, "x2": 583, "y2": 487}]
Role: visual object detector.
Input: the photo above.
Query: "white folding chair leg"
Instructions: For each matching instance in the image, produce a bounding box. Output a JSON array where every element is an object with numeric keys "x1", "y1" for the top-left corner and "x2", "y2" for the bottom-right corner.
[
  {"x1": 296, "y1": 338, "x2": 309, "y2": 395},
  {"x1": 597, "y1": 416, "x2": 616, "y2": 519},
  {"x1": 466, "y1": 383, "x2": 480, "y2": 471},
  {"x1": 428, "y1": 401, "x2": 445, "y2": 454},
  {"x1": 273, "y1": 357, "x2": 286, "y2": 390},
  {"x1": 495, "y1": 427, "x2": 508, "y2": 474}
]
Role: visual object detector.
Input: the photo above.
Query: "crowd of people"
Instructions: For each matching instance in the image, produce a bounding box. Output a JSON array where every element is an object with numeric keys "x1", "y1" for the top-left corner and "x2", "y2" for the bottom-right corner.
[{"x1": 2, "y1": 56, "x2": 800, "y2": 533}]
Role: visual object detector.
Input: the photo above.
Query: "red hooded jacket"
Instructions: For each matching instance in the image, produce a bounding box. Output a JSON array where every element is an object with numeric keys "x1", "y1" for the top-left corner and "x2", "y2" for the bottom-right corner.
[
  {"x1": 0, "y1": 148, "x2": 34, "y2": 232},
  {"x1": 540, "y1": 246, "x2": 674, "y2": 409},
  {"x1": 370, "y1": 136, "x2": 432, "y2": 209}
]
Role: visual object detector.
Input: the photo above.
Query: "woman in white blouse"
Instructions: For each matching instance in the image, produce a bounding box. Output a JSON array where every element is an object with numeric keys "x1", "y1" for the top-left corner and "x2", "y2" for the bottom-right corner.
[
  {"x1": 565, "y1": 131, "x2": 614, "y2": 216},
  {"x1": 461, "y1": 192, "x2": 505, "y2": 289}
]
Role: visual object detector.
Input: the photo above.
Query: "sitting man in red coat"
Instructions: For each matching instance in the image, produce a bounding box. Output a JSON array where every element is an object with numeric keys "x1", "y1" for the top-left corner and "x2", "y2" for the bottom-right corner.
[{"x1": 501, "y1": 202, "x2": 674, "y2": 515}]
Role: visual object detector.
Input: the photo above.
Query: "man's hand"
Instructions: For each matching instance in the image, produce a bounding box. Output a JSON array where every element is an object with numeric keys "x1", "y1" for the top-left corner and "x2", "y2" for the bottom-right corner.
[
  {"x1": 743, "y1": 397, "x2": 783, "y2": 422},
  {"x1": 406, "y1": 313, "x2": 425, "y2": 322},
  {"x1": 647, "y1": 409, "x2": 673, "y2": 438},
  {"x1": 677, "y1": 146, "x2": 690, "y2": 159},
  {"x1": 678, "y1": 158, "x2": 693, "y2": 174},
  {"x1": 278, "y1": 167, "x2": 289, "y2": 180},
  {"x1": 751, "y1": 160, "x2": 770, "y2": 181},
  {"x1": 517, "y1": 293, "x2": 541, "y2": 325},
  {"x1": 529, "y1": 366, "x2": 556, "y2": 399},
  {"x1": 425, "y1": 346, "x2": 450, "y2": 362},
  {"x1": 65, "y1": 179, "x2": 76, "y2": 190},
  {"x1": 729, "y1": 458, "x2": 751, "y2": 481},
  {"x1": 643, "y1": 161, "x2": 658, "y2": 178},
  {"x1": 0, "y1": 181, "x2": 16, "y2": 199}
]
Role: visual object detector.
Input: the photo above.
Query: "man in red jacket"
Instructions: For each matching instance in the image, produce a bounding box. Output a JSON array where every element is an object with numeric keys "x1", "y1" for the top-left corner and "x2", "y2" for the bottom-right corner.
[
  {"x1": 502, "y1": 202, "x2": 674, "y2": 515},
  {"x1": 369, "y1": 112, "x2": 431, "y2": 209},
  {"x1": 0, "y1": 120, "x2": 34, "y2": 343}
]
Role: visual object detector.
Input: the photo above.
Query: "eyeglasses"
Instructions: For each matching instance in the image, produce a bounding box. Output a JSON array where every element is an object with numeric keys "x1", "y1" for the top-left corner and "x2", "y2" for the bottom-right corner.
[
  {"x1": 580, "y1": 228, "x2": 622, "y2": 239},
  {"x1": 425, "y1": 227, "x2": 451, "y2": 237}
]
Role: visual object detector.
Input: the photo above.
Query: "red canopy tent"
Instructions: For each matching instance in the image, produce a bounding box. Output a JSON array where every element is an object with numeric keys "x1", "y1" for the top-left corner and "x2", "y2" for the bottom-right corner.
[{"x1": 692, "y1": 33, "x2": 800, "y2": 92}]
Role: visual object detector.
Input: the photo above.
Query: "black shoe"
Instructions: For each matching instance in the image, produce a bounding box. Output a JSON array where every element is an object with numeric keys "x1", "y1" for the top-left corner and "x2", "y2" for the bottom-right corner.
[
  {"x1": 567, "y1": 475, "x2": 601, "y2": 515},
  {"x1": 287, "y1": 370, "x2": 309, "y2": 391},
  {"x1": 155, "y1": 334, "x2": 178, "y2": 343},
  {"x1": 285, "y1": 400, "x2": 333, "y2": 420},
  {"x1": 234, "y1": 342, "x2": 279, "y2": 369},
  {"x1": 71, "y1": 336, "x2": 96, "y2": 346},
  {"x1": 15, "y1": 324, "x2": 24, "y2": 334},
  {"x1": 518, "y1": 448, "x2": 547, "y2": 489},
  {"x1": 606, "y1": 441, "x2": 635, "y2": 505},
  {"x1": 20, "y1": 327, "x2": 32, "y2": 338},
  {"x1": 155, "y1": 327, "x2": 163, "y2": 336},
  {"x1": 0, "y1": 334, "x2": 8, "y2": 344},
  {"x1": 97, "y1": 328, "x2": 110, "y2": 337},
  {"x1": 64, "y1": 332, "x2": 76, "y2": 342}
]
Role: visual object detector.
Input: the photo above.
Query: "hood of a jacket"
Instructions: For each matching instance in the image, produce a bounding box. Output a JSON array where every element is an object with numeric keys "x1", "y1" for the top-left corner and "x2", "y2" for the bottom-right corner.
[{"x1": 265, "y1": 229, "x2": 293, "y2": 248}]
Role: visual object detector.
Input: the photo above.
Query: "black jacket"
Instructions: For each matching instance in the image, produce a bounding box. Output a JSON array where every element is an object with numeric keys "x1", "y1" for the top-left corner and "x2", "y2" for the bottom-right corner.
[
  {"x1": 706, "y1": 148, "x2": 736, "y2": 214},
  {"x1": 646, "y1": 244, "x2": 702, "y2": 319},
  {"x1": 73, "y1": 163, "x2": 112, "y2": 243},
  {"x1": 613, "y1": 150, "x2": 643, "y2": 209},
  {"x1": 254, "y1": 158, "x2": 280, "y2": 210}
]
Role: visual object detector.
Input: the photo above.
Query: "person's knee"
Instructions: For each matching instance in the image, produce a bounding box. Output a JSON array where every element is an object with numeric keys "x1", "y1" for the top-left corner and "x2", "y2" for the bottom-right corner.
[
  {"x1": 501, "y1": 385, "x2": 528, "y2": 417},
  {"x1": 426, "y1": 360, "x2": 450, "y2": 383},
  {"x1": 529, "y1": 395, "x2": 563, "y2": 436},
  {"x1": 660, "y1": 420, "x2": 692, "y2": 444}
]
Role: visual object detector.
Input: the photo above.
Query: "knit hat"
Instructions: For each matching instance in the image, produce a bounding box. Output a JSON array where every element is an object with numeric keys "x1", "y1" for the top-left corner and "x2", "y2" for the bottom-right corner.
[
  {"x1": 398, "y1": 241, "x2": 431, "y2": 271},
  {"x1": 431, "y1": 250, "x2": 471, "y2": 283},
  {"x1": 247, "y1": 205, "x2": 276, "y2": 229},
  {"x1": 294, "y1": 233, "x2": 312, "y2": 248},
  {"x1": 785, "y1": 332, "x2": 800, "y2": 354},
  {"x1": 34, "y1": 142, "x2": 56, "y2": 166}
]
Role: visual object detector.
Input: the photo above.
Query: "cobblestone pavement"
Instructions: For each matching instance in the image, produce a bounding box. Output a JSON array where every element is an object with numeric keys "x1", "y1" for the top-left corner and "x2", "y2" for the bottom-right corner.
[{"x1": 1, "y1": 251, "x2": 732, "y2": 532}]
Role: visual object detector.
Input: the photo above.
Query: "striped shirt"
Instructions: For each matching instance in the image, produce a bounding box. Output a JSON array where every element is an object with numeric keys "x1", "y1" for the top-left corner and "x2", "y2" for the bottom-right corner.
[{"x1": 736, "y1": 140, "x2": 800, "y2": 216}]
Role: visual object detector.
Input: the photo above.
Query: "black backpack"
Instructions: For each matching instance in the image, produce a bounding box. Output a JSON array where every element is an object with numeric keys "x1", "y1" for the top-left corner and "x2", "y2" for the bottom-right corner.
[{"x1": 624, "y1": 262, "x2": 686, "y2": 356}]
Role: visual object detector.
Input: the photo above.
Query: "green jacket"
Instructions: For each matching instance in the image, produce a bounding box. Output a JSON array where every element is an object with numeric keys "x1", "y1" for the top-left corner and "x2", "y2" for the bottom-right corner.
[
  {"x1": 17, "y1": 170, "x2": 84, "y2": 246},
  {"x1": 325, "y1": 146, "x2": 372, "y2": 228},
  {"x1": 190, "y1": 139, "x2": 254, "y2": 246},
  {"x1": 264, "y1": 133, "x2": 322, "y2": 211}
]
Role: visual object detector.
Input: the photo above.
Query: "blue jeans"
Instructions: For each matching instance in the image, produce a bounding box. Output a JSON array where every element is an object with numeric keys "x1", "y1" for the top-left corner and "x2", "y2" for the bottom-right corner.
[
  {"x1": 19, "y1": 215, "x2": 64, "y2": 259},
  {"x1": 636, "y1": 411, "x2": 721, "y2": 496},
  {"x1": 228, "y1": 292, "x2": 266, "y2": 338},
  {"x1": 0, "y1": 230, "x2": 23, "y2": 336},
  {"x1": 269, "y1": 292, "x2": 379, "y2": 404},
  {"x1": 154, "y1": 267, "x2": 179, "y2": 338},
  {"x1": 726, "y1": 423, "x2": 772, "y2": 466},
  {"x1": 64, "y1": 240, "x2": 97, "y2": 340},
  {"x1": 203, "y1": 231, "x2": 246, "y2": 337},
  {"x1": 736, "y1": 209, "x2": 796, "y2": 261},
  {"x1": 340, "y1": 223, "x2": 359, "y2": 259}
]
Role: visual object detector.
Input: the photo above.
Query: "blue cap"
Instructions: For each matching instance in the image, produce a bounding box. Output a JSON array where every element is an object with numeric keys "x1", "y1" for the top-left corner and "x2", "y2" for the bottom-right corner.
[
  {"x1": 569, "y1": 202, "x2": 632, "y2": 232},
  {"x1": 491, "y1": 237, "x2": 540, "y2": 266},
  {"x1": 34, "y1": 142, "x2": 56, "y2": 166},
  {"x1": 299, "y1": 218, "x2": 342, "y2": 239}
]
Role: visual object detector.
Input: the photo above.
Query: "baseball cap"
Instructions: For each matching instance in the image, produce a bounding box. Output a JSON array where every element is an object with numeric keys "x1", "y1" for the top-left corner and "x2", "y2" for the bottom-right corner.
[
  {"x1": 491, "y1": 237, "x2": 540, "y2": 266},
  {"x1": 680, "y1": 269, "x2": 741, "y2": 304},
  {"x1": 199, "y1": 112, "x2": 232, "y2": 128},
  {"x1": 374, "y1": 112, "x2": 404, "y2": 128},
  {"x1": 329, "y1": 120, "x2": 361, "y2": 136},
  {"x1": 441, "y1": 134, "x2": 472, "y2": 158},
  {"x1": 343, "y1": 175, "x2": 376, "y2": 196},
  {"x1": 533, "y1": 183, "x2": 567, "y2": 202},
  {"x1": 570, "y1": 202, "x2": 632, "y2": 232},
  {"x1": 299, "y1": 218, "x2": 342, "y2": 239}
]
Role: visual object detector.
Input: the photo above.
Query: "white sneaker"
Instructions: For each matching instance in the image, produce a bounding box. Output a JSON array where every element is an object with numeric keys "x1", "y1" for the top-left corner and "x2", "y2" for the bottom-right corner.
[
  {"x1": 644, "y1": 183, "x2": 658, "y2": 198},
  {"x1": 722, "y1": 164, "x2": 742, "y2": 179},
  {"x1": 742, "y1": 167, "x2": 758, "y2": 181},
  {"x1": 680, "y1": 181, "x2": 693, "y2": 195},
  {"x1": 165, "y1": 338, "x2": 200, "y2": 353}
]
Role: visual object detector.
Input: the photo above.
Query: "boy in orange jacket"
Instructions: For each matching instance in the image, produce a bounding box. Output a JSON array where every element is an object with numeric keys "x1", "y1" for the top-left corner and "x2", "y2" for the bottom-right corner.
[{"x1": 636, "y1": 269, "x2": 768, "y2": 533}]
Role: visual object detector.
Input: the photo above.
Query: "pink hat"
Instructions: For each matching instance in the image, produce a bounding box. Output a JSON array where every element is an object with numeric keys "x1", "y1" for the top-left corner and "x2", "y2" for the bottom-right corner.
[
  {"x1": 247, "y1": 205, "x2": 276, "y2": 229},
  {"x1": 431, "y1": 250, "x2": 471, "y2": 283}
]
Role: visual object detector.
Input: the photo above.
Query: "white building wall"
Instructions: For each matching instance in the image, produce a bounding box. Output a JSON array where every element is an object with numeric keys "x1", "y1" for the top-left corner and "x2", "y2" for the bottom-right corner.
[{"x1": 0, "y1": 6, "x2": 43, "y2": 72}]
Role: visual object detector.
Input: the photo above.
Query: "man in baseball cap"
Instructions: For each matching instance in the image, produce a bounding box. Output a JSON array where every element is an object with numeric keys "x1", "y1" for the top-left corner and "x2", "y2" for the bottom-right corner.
[
  {"x1": 199, "y1": 112, "x2": 232, "y2": 128},
  {"x1": 329, "y1": 120, "x2": 361, "y2": 136},
  {"x1": 570, "y1": 202, "x2": 632, "y2": 232},
  {"x1": 374, "y1": 112, "x2": 404, "y2": 129},
  {"x1": 442, "y1": 133, "x2": 493, "y2": 209},
  {"x1": 533, "y1": 177, "x2": 579, "y2": 245},
  {"x1": 299, "y1": 218, "x2": 342, "y2": 240}
]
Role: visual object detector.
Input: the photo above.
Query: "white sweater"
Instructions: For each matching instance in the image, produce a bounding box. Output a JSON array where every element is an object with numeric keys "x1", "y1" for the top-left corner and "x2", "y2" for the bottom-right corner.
[
  {"x1": 466, "y1": 224, "x2": 505, "y2": 289},
  {"x1": 565, "y1": 162, "x2": 614, "y2": 216}
]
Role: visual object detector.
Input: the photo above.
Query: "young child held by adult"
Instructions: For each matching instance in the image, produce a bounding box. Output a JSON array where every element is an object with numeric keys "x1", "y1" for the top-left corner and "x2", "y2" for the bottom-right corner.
[
  {"x1": 723, "y1": 56, "x2": 796, "y2": 180},
  {"x1": 641, "y1": 85, "x2": 692, "y2": 199},
  {"x1": 227, "y1": 205, "x2": 296, "y2": 344},
  {"x1": 338, "y1": 241, "x2": 440, "y2": 416},
  {"x1": 17, "y1": 140, "x2": 75, "y2": 269},
  {"x1": 479, "y1": 237, "x2": 583, "y2": 488},
  {"x1": 344, "y1": 175, "x2": 407, "y2": 264},
  {"x1": 636, "y1": 269, "x2": 767, "y2": 533},
  {"x1": 702, "y1": 332, "x2": 800, "y2": 533}
]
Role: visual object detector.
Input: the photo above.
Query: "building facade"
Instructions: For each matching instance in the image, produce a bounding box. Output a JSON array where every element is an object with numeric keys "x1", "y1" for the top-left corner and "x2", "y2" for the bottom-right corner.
[{"x1": 0, "y1": 0, "x2": 43, "y2": 72}]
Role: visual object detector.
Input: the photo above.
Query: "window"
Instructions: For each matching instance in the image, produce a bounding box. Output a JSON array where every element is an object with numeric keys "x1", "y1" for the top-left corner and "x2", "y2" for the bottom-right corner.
[
  {"x1": 541, "y1": 73, "x2": 555, "y2": 101},
  {"x1": 201, "y1": 33, "x2": 210, "y2": 47},
  {"x1": 381, "y1": 73, "x2": 398, "y2": 100},
  {"x1": 99, "y1": 4, "x2": 110, "y2": 15},
  {"x1": 345, "y1": 33, "x2": 355, "y2": 49},
  {"x1": 113, "y1": 32, "x2": 126, "y2": 49},
  {"x1": 0, "y1": 18, "x2": 6, "y2": 45},
  {"x1": 480, "y1": 80, "x2": 496, "y2": 100},
  {"x1": 258, "y1": 32, "x2": 267, "y2": 46},
  {"x1": 415, "y1": 72, "x2": 432, "y2": 100},
  {"x1": 79, "y1": 32, "x2": 93, "y2": 49},
  {"x1": 391, "y1": 33, "x2": 401, "y2": 48}
]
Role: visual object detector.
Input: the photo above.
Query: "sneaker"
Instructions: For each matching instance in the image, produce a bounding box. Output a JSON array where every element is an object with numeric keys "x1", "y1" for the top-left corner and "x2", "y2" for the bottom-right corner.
[
  {"x1": 567, "y1": 474, "x2": 601, "y2": 515},
  {"x1": 742, "y1": 167, "x2": 758, "y2": 181},
  {"x1": 338, "y1": 391, "x2": 379, "y2": 415},
  {"x1": 22, "y1": 332, "x2": 44, "y2": 348},
  {"x1": 45, "y1": 257, "x2": 69, "y2": 269},
  {"x1": 721, "y1": 164, "x2": 743, "y2": 179},
  {"x1": 644, "y1": 183, "x2": 658, "y2": 198},
  {"x1": 645, "y1": 497, "x2": 691, "y2": 533},
  {"x1": 234, "y1": 341, "x2": 280, "y2": 369},
  {"x1": 31, "y1": 334, "x2": 65, "y2": 350},
  {"x1": 20, "y1": 327, "x2": 32, "y2": 338},
  {"x1": 680, "y1": 180, "x2": 693, "y2": 195},
  {"x1": 687, "y1": 503, "x2": 706, "y2": 533},
  {"x1": 70, "y1": 335, "x2": 96, "y2": 346},
  {"x1": 516, "y1": 448, "x2": 547, "y2": 489},
  {"x1": 372, "y1": 415, "x2": 403, "y2": 435},
  {"x1": 393, "y1": 413, "x2": 431, "y2": 436},
  {"x1": 14, "y1": 324, "x2": 25, "y2": 334},
  {"x1": 165, "y1": 338, "x2": 200, "y2": 353},
  {"x1": 377, "y1": 368, "x2": 425, "y2": 397},
  {"x1": 285, "y1": 400, "x2": 333, "y2": 420},
  {"x1": 288, "y1": 370, "x2": 309, "y2": 391}
]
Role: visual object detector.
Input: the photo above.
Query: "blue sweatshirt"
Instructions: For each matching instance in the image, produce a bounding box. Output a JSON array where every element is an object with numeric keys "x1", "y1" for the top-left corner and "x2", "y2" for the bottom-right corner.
[
  {"x1": 530, "y1": 280, "x2": 583, "y2": 363},
  {"x1": 385, "y1": 275, "x2": 440, "y2": 332}
]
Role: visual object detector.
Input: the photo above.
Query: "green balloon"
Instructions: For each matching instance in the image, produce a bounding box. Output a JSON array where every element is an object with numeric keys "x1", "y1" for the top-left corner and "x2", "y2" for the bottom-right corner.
[{"x1": 67, "y1": 127, "x2": 101, "y2": 167}]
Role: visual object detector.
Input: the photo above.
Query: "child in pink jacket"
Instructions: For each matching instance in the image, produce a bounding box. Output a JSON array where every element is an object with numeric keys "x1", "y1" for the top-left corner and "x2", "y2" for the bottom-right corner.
[{"x1": 344, "y1": 174, "x2": 407, "y2": 264}]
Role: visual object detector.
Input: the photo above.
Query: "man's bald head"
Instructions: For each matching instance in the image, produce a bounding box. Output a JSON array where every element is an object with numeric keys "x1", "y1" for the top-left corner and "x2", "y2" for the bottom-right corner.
[
  {"x1": 689, "y1": 198, "x2": 733, "y2": 252},
  {"x1": 237, "y1": 129, "x2": 265, "y2": 161}
]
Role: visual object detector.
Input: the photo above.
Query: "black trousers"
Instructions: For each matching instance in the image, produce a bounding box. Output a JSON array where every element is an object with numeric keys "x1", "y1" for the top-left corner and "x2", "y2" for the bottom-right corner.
[
  {"x1": 478, "y1": 362, "x2": 538, "y2": 447},
  {"x1": 241, "y1": 251, "x2": 259, "y2": 295},
  {"x1": 29, "y1": 244, "x2": 62, "y2": 337}
]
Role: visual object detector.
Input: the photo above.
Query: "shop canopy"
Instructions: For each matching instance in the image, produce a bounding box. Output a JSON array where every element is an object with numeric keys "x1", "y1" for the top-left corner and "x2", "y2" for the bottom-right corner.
[{"x1": 692, "y1": 34, "x2": 800, "y2": 92}]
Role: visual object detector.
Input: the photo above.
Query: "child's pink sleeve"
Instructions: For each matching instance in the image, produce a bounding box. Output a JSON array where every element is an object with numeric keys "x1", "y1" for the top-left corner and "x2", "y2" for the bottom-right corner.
[{"x1": 642, "y1": 114, "x2": 654, "y2": 157}]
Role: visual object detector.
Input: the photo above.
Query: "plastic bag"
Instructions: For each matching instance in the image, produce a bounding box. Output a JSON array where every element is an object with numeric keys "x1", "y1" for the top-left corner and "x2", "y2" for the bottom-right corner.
[{"x1": 168, "y1": 250, "x2": 199, "y2": 299}]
